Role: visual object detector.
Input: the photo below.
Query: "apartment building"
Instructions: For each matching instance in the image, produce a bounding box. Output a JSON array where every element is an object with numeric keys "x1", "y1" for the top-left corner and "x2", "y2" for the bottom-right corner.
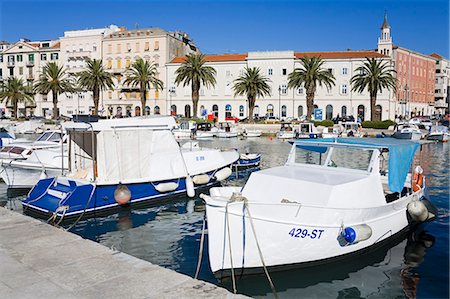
[
  {"x1": 430, "y1": 53, "x2": 450, "y2": 115},
  {"x1": 166, "y1": 50, "x2": 393, "y2": 121},
  {"x1": 377, "y1": 14, "x2": 436, "y2": 117},
  {"x1": 0, "y1": 39, "x2": 60, "y2": 117},
  {"x1": 101, "y1": 28, "x2": 198, "y2": 117},
  {"x1": 58, "y1": 25, "x2": 120, "y2": 116}
]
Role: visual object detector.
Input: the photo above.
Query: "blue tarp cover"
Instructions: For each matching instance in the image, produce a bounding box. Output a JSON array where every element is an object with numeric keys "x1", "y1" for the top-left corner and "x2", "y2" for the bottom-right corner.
[{"x1": 292, "y1": 138, "x2": 419, "y2": 193}]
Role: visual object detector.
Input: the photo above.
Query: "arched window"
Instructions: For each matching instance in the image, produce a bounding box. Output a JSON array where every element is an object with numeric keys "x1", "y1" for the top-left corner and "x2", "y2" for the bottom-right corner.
[
  {"x1": 267, "y1": 104, "x2": 274, "y2": 117},
  {"x1": 254, "y1": 105, "x2": 259, "y2": 117},
  {"x1": 225, "y1": 104, "x2": 232, "y2": 118},
  {"x1": 200, "y1": 105, "x2": 206, "y2": 117},
  {"x1": 314, "y1": 104, "x2": 318, "y2": 109},
  {"x1": 170, "y1": 105, "x2": 177, "y2": 116},
  {"x1": 135, "y1": 106, "x2": 141, "y2": 116},
  {"x1": 374, "y1": 105, "x2": 382, "y2": 121},
  {"x1": 144, "y1": 106, "x2": 151, "y2": 115},
  {"x1": 184, "y1": 105, "x2": 191, "y2": 118},
  {"x1": 298, "y1": 105, "x2": 303, "y2": 118},
  {"x1": 154, "y1": 106, "x2": 160, "y2": 115},
  {"x1": 325, "y1": 104, "x2": 333, "y2": 120},
  {"x1": 239, "y1": 105, "x2": 244, "y2": 117},
  {"x1": 212, "y1": 104, "x2": 219, "y2": 117},
  {"x1": 341, "y1": 106, "x2": 347, "y2": 117},
  {"x1": 281, "y1": 105, "x2": 287, "y2": 118},
  {"x1": 357, "y1": 105, "x2": 365, "y2": 121},
  {"x1": 126, "y1": 105, "x2": 132, "y2": 117},
  {"x1": 116, "y1": 106, "x2": 123, "y2": 117}
]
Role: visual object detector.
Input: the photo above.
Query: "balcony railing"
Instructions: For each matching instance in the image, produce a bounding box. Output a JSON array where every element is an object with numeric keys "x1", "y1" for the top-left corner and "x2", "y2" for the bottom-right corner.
[
  {"x1": 67, "y1": 51, "x2": 92, "y2": 58},
  {"x1": 7, "y1": 61, "x2": 15, "y2": 67},
  {"x1": 435, "y1": 99, "x2": 447, "y2": 108},
  {"x1": 26, "y1": 61, "x2": 35, "y2": 66},
  {"x1": 27, "y1": 75, "x2": 34, "y2": 80}
]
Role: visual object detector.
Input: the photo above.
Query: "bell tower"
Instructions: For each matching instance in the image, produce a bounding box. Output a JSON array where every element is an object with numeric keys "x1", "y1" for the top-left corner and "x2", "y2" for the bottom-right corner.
[{"x1": 377, "y1": 12, "x2": 393, "y2": 57}]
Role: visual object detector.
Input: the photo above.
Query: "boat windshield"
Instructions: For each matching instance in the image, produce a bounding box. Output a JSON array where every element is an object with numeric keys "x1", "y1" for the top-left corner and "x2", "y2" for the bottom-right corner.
[
  {"x1": 36, "y1": 132, "x2": 62, "y2": 142},
  {"x1": 294, "y1": 146, "x2": 373, "y2": 171}
]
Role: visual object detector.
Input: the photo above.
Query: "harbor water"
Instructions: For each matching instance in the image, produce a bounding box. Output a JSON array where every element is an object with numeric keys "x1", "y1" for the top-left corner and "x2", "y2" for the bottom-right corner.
[{"x1": 2, "y1": 137, "x2": 448, "y2": 298}]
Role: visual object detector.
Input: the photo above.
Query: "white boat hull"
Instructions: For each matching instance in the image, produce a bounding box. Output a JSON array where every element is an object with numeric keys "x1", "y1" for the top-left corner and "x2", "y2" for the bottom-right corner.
[
  {"x1": 243, "y1": 130, "x2": 262, "y2": 137},
  {"x1": 0, "y1": 163, "x2": 66, "y2": 189},
  {"x1": 195, "y1": 132, "x2": 215, "y2": 139},
  {"x1": 217, "y1": 132, "x2": 238, "y2": 138},
  {"x1": 204, "y1": 188, "x2": 423, "y2": 274},
  {"x1": 277, "y1": 132, "x2": 296, "y2": 139}
]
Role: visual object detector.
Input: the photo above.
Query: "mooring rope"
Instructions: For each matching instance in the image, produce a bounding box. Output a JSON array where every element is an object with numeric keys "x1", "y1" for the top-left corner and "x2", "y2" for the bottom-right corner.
[
  {"x1": 194, "y1": 214, "x2": 206, "y2": 279},
  {"x1": 225, "y1": 202, "x2": 237, "y2": 294}
]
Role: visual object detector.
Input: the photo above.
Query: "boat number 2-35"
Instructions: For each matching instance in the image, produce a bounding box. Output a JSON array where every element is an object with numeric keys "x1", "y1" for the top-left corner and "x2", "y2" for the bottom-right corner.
[{"x1": 288, "y1": 228, "x2": 324, "y2": 239}]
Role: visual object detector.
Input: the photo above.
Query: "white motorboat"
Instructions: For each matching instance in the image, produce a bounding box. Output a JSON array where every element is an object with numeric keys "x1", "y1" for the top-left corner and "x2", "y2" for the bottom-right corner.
[
  {"x1": 172, "y1": 120, "x2": 196, "y2": 140},
  {"x1": 195, "y1": 123, "x2": 215, "y2": 139},
  {"x1": 409, "y1": 117, "x2": 432, "y2": 130},
  {"x1": 427, "y1": 125, "x2": 449, "y2": 142},
  {"x1": 0, "y1": 127, "x2": 15, "y2": 146},
  {"x1": 392, "y1": 124, "x2": 423, "y2": 140},
  {"x1": 296, "y1": 122, "x2": 320, "y2": 139},
  {"x1": 321, "y1": 124, "x2": 343, "y2": 138},
  {"x1": 201, "y1": 138, "x2": 436, "y2": 276},
  {"x1": 341, "y1": 122, "x2": 363, "y2": 137},
  {"x1": 0, "y1": 147, "x2": 67, "y2": 189},
  {"x1": 10, "y1": 120, "x2": 45, "y2": 134},
  {"x1": 23, "y1": 116, "x2": 239, "y2": 220},
  {"x1": 242, "y1": 129, "x2": 262, "y2": 138},
  {"x1": 277, "y1": 123, "x2": 296, "y2": 139},
  {"x1": 216, "y1": 122, "x2": 238, "y2": 138}
]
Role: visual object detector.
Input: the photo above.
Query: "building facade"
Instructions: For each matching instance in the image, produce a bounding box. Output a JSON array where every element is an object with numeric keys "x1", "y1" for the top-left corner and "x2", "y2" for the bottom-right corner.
[
  {"x1": 167, "y1": 50, "x2": 393, "y2": 121},
  {"x1": 101, "y1": 28, "x2": 198, "y2": 117},
  {"x1": 58, "y1": 25, "x2": 121, "y2": 116},
  {"x1": 430, "y1": 53, "x2": 450, "y2": 115},
  {"x1": 377, "y1": 14, "x2": 436, "y2": 118},
  {"x1": 1, "y1": 39, "x2": 60, "y2": 117}
]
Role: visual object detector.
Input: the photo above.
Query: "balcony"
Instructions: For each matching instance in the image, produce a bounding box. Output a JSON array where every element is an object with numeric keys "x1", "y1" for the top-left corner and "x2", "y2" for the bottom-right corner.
[
  {"x1": 66, "y1": 50, "x2": 92, "y2": 59},
  {"x1": 7, "y1": 61, "x2": 15, "y2": 67},
  {"x1": 27, "y1": 75, "x2": 34, "y2": 81},
  {"x1": 435, "y1": 99, "x2": 447, "y2": 108},
  {"x1": 26, "y1": 60, "x2": 35, "y2": 66}
]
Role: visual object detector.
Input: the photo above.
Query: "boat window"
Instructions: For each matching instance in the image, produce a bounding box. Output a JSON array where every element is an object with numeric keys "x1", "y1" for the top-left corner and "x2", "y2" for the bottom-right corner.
[
  {"x1": 295, "y1": 146, "x2": 373, "y2": 171},
  {"x1": 36, "y1": 131, "x2": 53, "y2": 141},
  {"x1": 9, "y1": 147, "x2": 26, "y2": 155},
  {"x1": 47, "y1": 132, "x2": 62, "y2": 142}
]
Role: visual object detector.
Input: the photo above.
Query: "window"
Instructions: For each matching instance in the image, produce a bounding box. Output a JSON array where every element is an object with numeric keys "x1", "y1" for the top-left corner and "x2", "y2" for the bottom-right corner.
[
  {"x1": 17, "y1": 55, "x2": 23, "y2": 62},
  {"x1": 267, "y1": 104, "x2": 274, "y2": 116},
  {"x1": 281, "y1": 105, "x2": 287, "y2": 117},
  {"x1": 340, "y1": 84, "x2": 348, "y2": 95},
  {"x1": 341, "y1": 106, "x2": 347, "y2": 117},
  {"x1": 106, "y1": 60, "x2": 112, "y2": 69},
  {"x1": 117, "y1": 44, "x2": 121, "y2": 53},
  {"x1": 297, "y1": 86, "x2": 304, "y2": 95},
  {"x1": 282, "y1": 68, "x2": 287, "y2": 76},
  {"x1": 254, "y1": 105, "x2": 259, "y2": 117},
  {"x1": 28, "y1": 54, "x2": 34, "y2": 62},
  {"x1": 117, "y1": 59, "x2": 121, "y2": 69},
  {"x1": 42, "y1": 43, "x2": 49, "y2": 48},
  {"x1": 328, "y1": 68, "x2": 333, "y2": 75},
  {"x1": 144, "y1": 42, "x2": 150, "y2": 51},
  {"x1": 126, "y1": 59, "x2": 131, "y2": 68},
  {"x1": 239, "y1": 105, "x2": 244, "y2": 117},
  {"x1": 135, "y1": 43, "x2": 140, "y2": 52},
  {"x1": 107, "y1": 44, "x2": 112, "y2": 54},
  {"x1": 154, "y1": 41, "x2": 159, "y2": 51},
  {"x1": 341, "y1": 67, "x2": 348, "y2": 75},
  {"x1": 268, "y1": 68, "x2": 273, "y2": 76},
  {"x1": 51, "y1": 53, "x2": 58, "y2": 60},
  {"x1": 19, "y1": 67, "x2": 23, "y2": 75},
  {"x1": 325, "y1": 104, "x2": 333, "y2": 120},
  {"x1": 108, "y1": 91, "x2": 112, "y2": 99},
  {"x1": 298, "y1": 106, "x2": 303, "y2": 117},
  {"x1": 212, "y1": 104, "x2": 219, "y2": 117},
  {"x1": 281, "y1": 84, "x2": 288, "y2": 95},
  {"x1": 0, "y1": 55, "x2": 2, "y2": 63},
  {"x1": 9, "y1": 68, "x2": 13, "y2": 76},
  {"x1": 225, "y1": 104, "x2": 232, "y2": 118}
]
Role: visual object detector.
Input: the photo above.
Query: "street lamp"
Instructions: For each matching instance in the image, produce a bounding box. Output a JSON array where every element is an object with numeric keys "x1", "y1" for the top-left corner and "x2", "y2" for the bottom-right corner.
[
  {"x1": 77, "y1": 91, "x2": 82, "y2": 121},
  {"x1": 168, "y1": 88, "x2": 175, "y2": 116},
  {"x1": 404, "y1": 84, "x2": 409, "y2": 119},
  {"x1": 278, "y1": 85, "x2": 281, "y2": 120}
]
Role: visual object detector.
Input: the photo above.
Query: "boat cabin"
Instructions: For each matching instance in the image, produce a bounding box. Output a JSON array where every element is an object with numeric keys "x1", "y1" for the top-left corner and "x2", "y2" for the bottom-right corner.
[
  {"x1": 279, "y1": 122, "x2": 294, "y2": 132},
  {"x1": 197, "y1": 122, "x2": 212, "y2": 132}
]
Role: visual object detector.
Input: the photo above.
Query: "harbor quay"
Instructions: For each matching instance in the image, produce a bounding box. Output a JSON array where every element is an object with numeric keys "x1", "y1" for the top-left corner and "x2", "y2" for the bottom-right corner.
[{"x1": 0, "y1": 207, "x2": 247, "y2": 299}]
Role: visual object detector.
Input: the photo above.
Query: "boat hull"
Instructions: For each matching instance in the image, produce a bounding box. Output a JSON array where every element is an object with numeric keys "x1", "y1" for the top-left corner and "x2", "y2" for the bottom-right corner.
[
  {"x1": 427, "y1": 133, "x2": 449, "y2": 142},
  {"x1": 204, "y1": 189, "x2": 425, "y2": 275},
  {"x1": 0, "y1": 163, "x2": 66, "y2": 189},
  {"x1": 392, "y1": 131, "x2": 422, "y2": 140}
]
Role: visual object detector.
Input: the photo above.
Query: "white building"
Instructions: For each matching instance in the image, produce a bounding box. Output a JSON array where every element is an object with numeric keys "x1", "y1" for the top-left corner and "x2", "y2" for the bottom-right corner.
[
  {"x1": 101, "y1": 28, "x2": 198, "y2": 117},
  {"x1": 1, "y1": 39, "x2": 60, "y2": 117},
  {"x1": 166, "y1": 50, "x2": 394, "y2": 121},
  {"x1": 58, "y1": 25, "x2": 121, "y2": 116},
  {"x1": 430, "y1": 53, "x2": 449, "y2": 115}
]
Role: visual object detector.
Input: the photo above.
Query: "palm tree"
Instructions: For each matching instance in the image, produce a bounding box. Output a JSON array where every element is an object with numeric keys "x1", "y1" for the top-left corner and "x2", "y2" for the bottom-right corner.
[
  {"x1": 175, "y1": 53, "x2": 216, "y2": 118},
  {"x1": 77, "y1": 58, "x2": 114, "y2": 115},
  {"x1": 233, "y1": 67, "x2": 271, "y2": 122},
  {"x1": 34, "y1": 62, "x2": 75, "y2": 120},
  {"x1": 0, "y1": 77, "x2": 34, "y2": 119},
  {"x1": 351, "y1": 57, "x2": 397, "y2": 121},
  {"x1": 124, "y1": 58, "x2": 163, "y2": 116},
  {"x1": 288, "y1": 56, "x2": 335, "y2": 120}
]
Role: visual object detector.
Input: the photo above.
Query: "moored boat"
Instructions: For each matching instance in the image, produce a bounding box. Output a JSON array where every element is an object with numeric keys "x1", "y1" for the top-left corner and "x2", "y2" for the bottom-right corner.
[
  {"x1": 426, "y1": 125, "x2": 449, "y2": 142},
  {"x1": 216, "y1": 122, "x2": 239, "y2": 138},
  {"x1": 392, "y1": 124, "x2": 423, "y2": 140},
  {"x1": 277, "y1": 123, "x2": 296, "y2": 139},
  {"x1": 201, "y1": 138, "x2": 436, "y2": 277},
  {"x1": 242, "y1": 130, "x2": 262, "y2": 138},
  {"x1": 22, "y1": 116, "x2": 239, "y2": 220},
  {"x1": 232, "y1": 153, "x2": 261, "y2": 169},
  {"x1": 296, "y1": 122, "x2": 320, "y2": 139}
]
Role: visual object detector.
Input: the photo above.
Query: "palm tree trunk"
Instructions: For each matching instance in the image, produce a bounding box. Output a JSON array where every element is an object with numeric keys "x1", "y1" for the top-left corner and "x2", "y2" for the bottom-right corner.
[
  {"x1": 93, "y1": 87, "x2": 100, "y2": 116},
  {"x1": 248, "y1": 96, "x2": 255, "y2": 122},
  {"x1": 52, "y1": 90, "x2": 58, "y2": 120},
  {"x1": 306, "y1": 92, "x2": 315, "y2": 121},
  {"x1": 141, "y1": 88, "x2": 146, "y2": 116},
  {"x1": 13, "y1": 98, "x2": 18, "y2": 119},
  {"x1": 370, "y1": 92, "x2": 377, "y2": 121},
  {"x1": 192, "y1": 81, "x2": 199, "y2": 118}
]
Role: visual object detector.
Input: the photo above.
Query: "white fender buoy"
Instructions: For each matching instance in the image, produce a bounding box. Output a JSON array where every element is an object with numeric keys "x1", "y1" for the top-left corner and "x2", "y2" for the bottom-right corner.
[
  {"x1": 214, "y1": 167, "x2": 232, "y2": 181},
  {"x1": 343, "y1": 224, "x2": 372, "y2": 244},
  {"x1": 186, "y1": 176, "x2": 195, "y2": 198},
  {"x1": 114, "y1": 185, "x2": 131, "y2": 205},
  {"x1": 154, "y1": 182, "x2": 178, "y2": 193},
  {"x1": 192, "y1": 174, "x2": 210, "y2": 185},
  {"x1": 407, "y1": 200, "x2": 429, "y2": 222}
]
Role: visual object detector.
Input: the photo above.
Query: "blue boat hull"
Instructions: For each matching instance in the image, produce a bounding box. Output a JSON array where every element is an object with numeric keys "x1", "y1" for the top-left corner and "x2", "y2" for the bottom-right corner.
[
  {"x1": 22, "y1": 171, "x2": 223, "y2": 220},
  {"x1": 232, "y1": 155, "x2": 261, "y2": 168}
]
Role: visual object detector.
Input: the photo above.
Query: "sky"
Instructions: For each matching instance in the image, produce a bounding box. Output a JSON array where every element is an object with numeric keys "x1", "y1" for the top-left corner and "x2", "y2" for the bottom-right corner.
[{"x1": 0, "y1": 0, "x2": 449, "y2": 57}]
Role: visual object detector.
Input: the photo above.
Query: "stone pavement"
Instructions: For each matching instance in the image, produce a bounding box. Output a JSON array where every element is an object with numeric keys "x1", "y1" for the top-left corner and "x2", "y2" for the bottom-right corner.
[{"x1": 0, "y1": 207, "x2": 247, "y2": 299}]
